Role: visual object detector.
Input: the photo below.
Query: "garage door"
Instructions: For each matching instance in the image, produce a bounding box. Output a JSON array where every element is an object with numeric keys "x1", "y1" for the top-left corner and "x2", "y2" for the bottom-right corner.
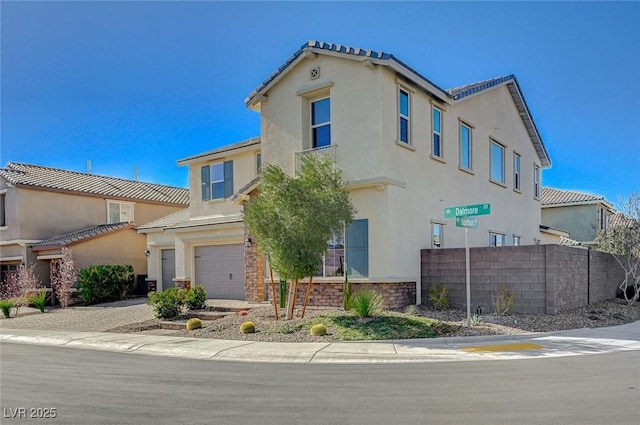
[
  {"x1": 161, "y1": 249, "x2": 175, "y2": 291},
  {"x1": 194, "y1": 244, "x2": 245, "y2": 299}
]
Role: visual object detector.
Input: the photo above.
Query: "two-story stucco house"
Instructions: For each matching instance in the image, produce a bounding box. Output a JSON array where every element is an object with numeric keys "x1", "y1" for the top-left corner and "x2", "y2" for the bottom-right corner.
[
  {"x1": 0, "y1": 162, "x2": 189, "y2": 288},
  {"x1": 141, "y1": 41, "x2": 553, "y2": 308},
  {"x1": 541, "y1": 187, "x2": 615, "y2": 245}
]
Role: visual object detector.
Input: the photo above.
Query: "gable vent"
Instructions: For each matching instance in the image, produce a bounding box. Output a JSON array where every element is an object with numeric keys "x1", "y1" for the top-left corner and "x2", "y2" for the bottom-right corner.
[{"x1": 310, "y1": 66, "x2": 320, "y2": 80}]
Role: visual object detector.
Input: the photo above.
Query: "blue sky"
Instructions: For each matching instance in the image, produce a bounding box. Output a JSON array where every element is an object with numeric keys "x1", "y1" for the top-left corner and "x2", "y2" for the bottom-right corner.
[{"x1": 2, "y1": 1, "x2": 639, "y2": 209}]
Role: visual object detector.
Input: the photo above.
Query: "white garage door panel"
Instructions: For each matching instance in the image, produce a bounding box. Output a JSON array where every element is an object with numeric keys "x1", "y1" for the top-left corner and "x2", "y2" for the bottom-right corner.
[{"x1": 194, "y1": 244, "x2": 244, "y2": 299}]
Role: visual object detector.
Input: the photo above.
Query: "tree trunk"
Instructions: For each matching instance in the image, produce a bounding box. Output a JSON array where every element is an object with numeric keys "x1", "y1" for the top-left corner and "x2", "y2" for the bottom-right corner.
[
  {"x1": 269, "y1": 266, "x2": 279, "y2": 320},
  {"x1": 301, "y1": 276, "x2": 314, "y2": 318},
  {"x1": 286, "y1": 278, "x2": 298, "y2": 319}
]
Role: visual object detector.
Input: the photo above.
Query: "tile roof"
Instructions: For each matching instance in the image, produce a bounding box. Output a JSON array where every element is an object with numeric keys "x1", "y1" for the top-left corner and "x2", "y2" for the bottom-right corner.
[
  {"x1": 611, "y1": 212, "x2": 636, "y2": 228},
  {"x1": 0, "y1": 162, "x2": 189, "y2": 205},
  {"x1": 137, "y1": 208, "x2": 190, "y2": 231},
  {"x1": 244, "y1": 40, "x2": 550, "y2": 168},
  {"x1": 165, "y1": 213, "x2": 244, "y2": 231},
  {"x1": 31, "y1": 222, "x2": 134, "y2": 251},
  {"x1": 177, "y1": 137, "x2": 261, "y2": 165},
  {"x1": 447, "y1": 75, "x2": 515, "y2": 100},
  {"x1": 541, "y1": 187, "x2": 613, "y2": 208}
]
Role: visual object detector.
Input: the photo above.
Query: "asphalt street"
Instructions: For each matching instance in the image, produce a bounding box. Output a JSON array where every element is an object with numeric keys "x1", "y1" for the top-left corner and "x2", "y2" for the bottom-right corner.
[{"x1": 1, "y1": 343, "x2": 638, "y2": 425}]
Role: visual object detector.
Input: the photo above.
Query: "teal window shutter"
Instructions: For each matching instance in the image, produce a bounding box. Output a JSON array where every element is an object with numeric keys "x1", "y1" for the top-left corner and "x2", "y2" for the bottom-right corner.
[
  {"x1": 346, "y1": 219, "x2": 368, "y2": 277},
  {"x1": 201, "y1": 165, "x2": 211, "y2": 201},
  {"x1": 223, "y1": 160, "x2": 234, "y2": 198}
]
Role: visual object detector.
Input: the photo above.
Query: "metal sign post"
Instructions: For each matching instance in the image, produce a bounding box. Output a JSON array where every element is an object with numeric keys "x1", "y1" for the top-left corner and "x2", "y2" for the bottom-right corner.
[{"x1": 445, "y1": 203, "x2": 491, "y2": 329}]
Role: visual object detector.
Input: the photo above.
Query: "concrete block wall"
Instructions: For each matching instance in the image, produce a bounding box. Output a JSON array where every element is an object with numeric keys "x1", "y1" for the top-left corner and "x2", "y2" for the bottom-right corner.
[
  {"x1": 421, "y1": 245, "x2": 625, "y2": 314},
  {"x1": 268, "y1": 281, "x2": 416, "y2": 310},
  {"x1": 589, "y1": 250, "x2": 625, "y2": 303}
]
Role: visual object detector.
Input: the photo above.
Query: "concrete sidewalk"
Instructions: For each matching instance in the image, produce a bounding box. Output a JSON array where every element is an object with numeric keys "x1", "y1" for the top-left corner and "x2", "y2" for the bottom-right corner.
[{"x1": 2, "y1": 321, "x2": 639, "y2": 364}]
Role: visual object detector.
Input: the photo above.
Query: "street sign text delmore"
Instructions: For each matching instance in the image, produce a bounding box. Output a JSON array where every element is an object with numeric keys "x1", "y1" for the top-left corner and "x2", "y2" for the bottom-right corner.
[{"x1": 445, "y1": 203, "x2": 491, "y2": 218}]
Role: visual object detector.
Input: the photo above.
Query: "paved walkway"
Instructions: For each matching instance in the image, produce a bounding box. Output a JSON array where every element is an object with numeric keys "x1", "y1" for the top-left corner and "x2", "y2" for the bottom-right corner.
[{"x1": 1, "y1": 299, "x2": 639, "y2": 363}]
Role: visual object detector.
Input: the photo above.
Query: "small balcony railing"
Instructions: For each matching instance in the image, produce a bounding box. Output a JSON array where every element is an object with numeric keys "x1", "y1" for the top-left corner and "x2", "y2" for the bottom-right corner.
[{"x1": 294, "y1": 144, "x2": 336, "y2": 172}]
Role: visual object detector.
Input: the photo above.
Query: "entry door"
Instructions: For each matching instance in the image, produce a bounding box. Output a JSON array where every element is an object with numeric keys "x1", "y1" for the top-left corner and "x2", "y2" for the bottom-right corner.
[{"x1": 161, "y1": 249, "x2": 175, "y2": 291}]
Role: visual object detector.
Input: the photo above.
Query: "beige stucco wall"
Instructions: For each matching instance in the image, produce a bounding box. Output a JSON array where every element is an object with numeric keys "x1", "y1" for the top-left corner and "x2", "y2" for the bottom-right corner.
[
  {"x1": 542, "y1": 204, "x2": 599, "y2": 242},
  {"x1": 0, "y1": 185, "x2": 185, "y2": 242},
  {"x1": 34, "y1": 228, "x2": 147, "y2": 286},
  {"x1": 256, "y1": 52, "x2": 548, "y2": 297}
]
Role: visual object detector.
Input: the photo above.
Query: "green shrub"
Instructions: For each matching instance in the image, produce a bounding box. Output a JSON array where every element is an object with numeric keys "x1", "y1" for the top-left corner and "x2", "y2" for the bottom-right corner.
[
  {"x1": 240, "y1": 321, "x2": 256, "y2": 334},
  {"x1": 148, "y1": 288, "x2": 184, "y2": 319},
  {"x1": 404, "y1": 304, "x2": 419, "y2": 316},
  {"x1": 349, "y1": 289, "x2": 383, "y2": 318},
  {"x1": 493, "y1": 284, "x2": 515, "y2": 315},
  {"x1": 77, "y1": 265, "x2": 134, "y2": 305},
  {"x1": 186, "y1": 318, "x2": 203, "y2": 331},
  {"x1": 428, "y1": 283, "x2": 449, "y2": 310},
  {"x1": 0, "y1": 299, "x2": 16, "y2": 318},
  {"x1": 310, "y1": 323, "x2": 327, "y2": 336},
  {"x1": 184, "y1": 285, "x2": 207, "y2": 311},
  {"x1": 29, "y1": 290, "x2": 47, "y2": 313}
]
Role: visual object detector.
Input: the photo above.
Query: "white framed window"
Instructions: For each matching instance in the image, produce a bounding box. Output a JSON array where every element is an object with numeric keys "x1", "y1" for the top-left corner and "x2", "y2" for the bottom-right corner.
[
  {"x1": 490, "y1": 139, "x2": 505, "y2": 185},
  {"x1": 107, "y1": 200, "x2": 134, "y2": 224},
  {"x1": 533, "y1": 164, "x2": 540, "y2": 199},
  {"x1": 314, "y1": 219, "x2": 369, "y2": 278},
  {"x1": 432, "y1": 222, "x2": 444, "y2": 248},
  {"x1": 0, "y1": 193, "x2": 6, "y2": 227},
  {"x1": 598, "y1": 207, "x2": 610, "y2": 231},
  {"x1": 311, "y1": 97, "x2": 331, "y2": 148},
  {"x1": 398, "y1": 88, "x2": 410, "y2": 144},
  {"x1": 201, "y1": 161, "x2": 234, "y2": 201},
  {"x1": 459, "y1": 122, "x2": 472, "y2": 170},
  {"x1": 432, "y1": 106, "x2": 443, "y2": 157},
  {"x1": 490, "y1": 232, "x2": 505, "y2": 247},
  {"x1": 513, "y1": 152, "x2": 521, "y2": 191},
  {"x1": 513, "y1": 235, "x2": 521, "y2": 246}
]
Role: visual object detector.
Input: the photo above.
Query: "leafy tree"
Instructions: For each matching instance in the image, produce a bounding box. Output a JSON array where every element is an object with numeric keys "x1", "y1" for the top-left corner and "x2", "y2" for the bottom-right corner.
[
  {"x1": 244, "y1": 154, "x2": 355, "y2": 319},
  {"x1": 0, "y1": 263, "x2": 41, "y2": 317},
  {"x1": 595, "y1": 192, "x2": 640, "y2": 304}
]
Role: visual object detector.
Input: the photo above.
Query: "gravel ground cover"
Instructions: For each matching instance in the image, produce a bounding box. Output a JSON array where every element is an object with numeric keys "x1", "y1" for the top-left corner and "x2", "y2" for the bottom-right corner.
[{"x1": 107, "y1": 298, "x2": 640, "y2": 342}]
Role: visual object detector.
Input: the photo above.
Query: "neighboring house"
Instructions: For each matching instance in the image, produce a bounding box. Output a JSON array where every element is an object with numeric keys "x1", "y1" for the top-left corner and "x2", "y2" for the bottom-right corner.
[
  {"x1": 541, "y1": 187, "x2": 615, "y2": 245},
  {"x1": 0, "y1": 162, "x2": 189, "y2": 288},
  {"x1": 141, "y1": 40, "x2": 553, "y2": 307}
]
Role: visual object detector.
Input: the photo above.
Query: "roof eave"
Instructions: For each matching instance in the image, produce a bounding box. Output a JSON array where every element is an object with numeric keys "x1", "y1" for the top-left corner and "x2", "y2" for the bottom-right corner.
[{"x1": 177, "y1": 138, "x2": 261, "y2": 166}]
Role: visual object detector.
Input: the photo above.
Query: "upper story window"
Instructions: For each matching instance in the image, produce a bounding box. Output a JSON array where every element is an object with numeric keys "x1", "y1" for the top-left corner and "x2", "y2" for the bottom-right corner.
[
  {"x1": 490, "y1": 140, "x2": 505, "y2": 185},
  {"x1": 432, "y1": 106, "x2": 443, "y2": 157},
  {"x1": 432, "y1": 222, "x2": 443, "y2": 248},
  {"x1": 598, "y1": 207, "x2": 610, "y2": 231},
  {"x1": 201, "y1": 160, "x2": 234, "y2": 201},
  {"x1": 513, "y1": 152, "x2": 521, "y2": 191},
  {"x1": 533, "y1": 164, "x2": 540, "y2": 199},
  {"x1": 107, "y1": 200, "x2": 134, "y2": 224},
  {"x1": 398, "y1": 89, "x2": 410, "y2": 144},
  {"x1": 0, "y1": 193, "x2": 6, "y2": 227},
  {"x1": 459, "y1": 122, "x2": 472, "y2": 170},
  {"x1": 490, "y1": 232, "x2": 505, "y2": 247},
  {"x1": 311, "y1": 98, "x2": 331, "y2": 148}
]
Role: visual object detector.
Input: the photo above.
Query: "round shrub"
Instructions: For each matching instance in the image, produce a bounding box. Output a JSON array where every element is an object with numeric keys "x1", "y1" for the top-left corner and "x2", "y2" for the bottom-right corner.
[
  {"x1": 240, "y1": 321, "x2": 256, "y2": 334},
  {"x1": 184, "y1": 285, "x2": 207, "y2": 311},
  {"x1": 310, "y1": 323, "x2": 327, "y2": 336},
  {"x1": 237, "y1": 310, "x2": 249, "y2": 316},
  {"x1": 186, "y1": 318, "x2": 203, "y2": 331}
]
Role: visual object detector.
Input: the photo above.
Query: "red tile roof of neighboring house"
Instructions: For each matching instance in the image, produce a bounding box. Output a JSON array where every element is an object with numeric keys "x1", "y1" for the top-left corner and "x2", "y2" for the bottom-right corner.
[
  {"x1": 0, "y1": 162, "x2": 189, "y2": 206},
  {"x1": 31, "y1": 222, "x2": 134, "y2": 251}
]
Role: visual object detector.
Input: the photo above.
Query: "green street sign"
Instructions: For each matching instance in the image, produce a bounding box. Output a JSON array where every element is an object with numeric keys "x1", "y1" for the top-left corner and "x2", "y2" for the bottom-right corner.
[
  {"x1": 445, "y1": 203, "x2": 491, "y2": 218},
  {"x1": 456, "y1": 216, "x2": 478, "y2": 228}
]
